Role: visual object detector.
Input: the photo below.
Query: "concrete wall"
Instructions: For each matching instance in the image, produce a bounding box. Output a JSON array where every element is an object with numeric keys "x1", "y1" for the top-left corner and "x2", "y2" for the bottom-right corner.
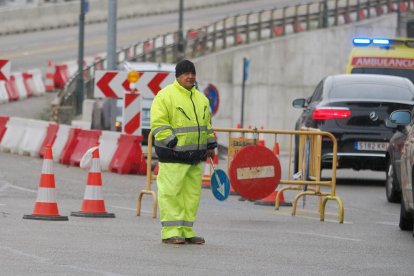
[
  {"x1": 0, "y1": 0, "x2": 249, "y2": 35},
  {"x1": 194, "y1": 14, "x2": 398, "y2": 147}
]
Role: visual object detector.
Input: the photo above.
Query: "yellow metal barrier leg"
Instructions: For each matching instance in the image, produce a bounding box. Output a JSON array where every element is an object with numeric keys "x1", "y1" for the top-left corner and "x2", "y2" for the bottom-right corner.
[
  {"x1": 275, "y1": 185, "x2": 302, "y2": 210},
  {"x1": 137, "y1": 190, "x2": 158, "y2": 219},
  {"x1": 291, "y1": 190, "x2": 316, "y2": 216},
  {"x1": 320, "y1": 196, "x2": 344, "y2": 224}
]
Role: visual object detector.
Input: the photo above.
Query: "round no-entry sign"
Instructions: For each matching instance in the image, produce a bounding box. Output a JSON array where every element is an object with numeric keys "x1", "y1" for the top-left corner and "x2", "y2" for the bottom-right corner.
[{"x1": 229, "y1": 145, "x2": 281, "y2": 200}]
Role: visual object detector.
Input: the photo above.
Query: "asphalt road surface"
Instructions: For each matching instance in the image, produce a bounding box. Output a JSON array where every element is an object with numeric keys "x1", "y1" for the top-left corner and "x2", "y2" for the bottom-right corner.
[{"x1": 1, "y1": 151, "x2": 413, "y2": 275}]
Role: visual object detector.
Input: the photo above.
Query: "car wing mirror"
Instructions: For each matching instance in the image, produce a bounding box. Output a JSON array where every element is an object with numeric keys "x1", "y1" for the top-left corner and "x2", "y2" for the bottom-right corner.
[
  {"x1": 292, "y1": 98, "x2": 306, "y2": 108},
  {"x1": 389, "y1": 110, "x2": 411, "y2": 125}
]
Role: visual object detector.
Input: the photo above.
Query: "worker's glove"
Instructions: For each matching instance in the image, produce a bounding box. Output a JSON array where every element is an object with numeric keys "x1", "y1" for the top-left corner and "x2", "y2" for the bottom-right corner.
[
  {"x1": 206, "y1": 149, "x2": 215, "y2": 158},
  {"x1": 166, "y1": 137, "x2": 178, "y2": 149}
]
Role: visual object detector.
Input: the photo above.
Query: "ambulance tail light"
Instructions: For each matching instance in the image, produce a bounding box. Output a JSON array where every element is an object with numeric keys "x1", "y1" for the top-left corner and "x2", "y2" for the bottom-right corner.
[{"x1": 312, "y1": 107, "x2": 351, "y2": 120}]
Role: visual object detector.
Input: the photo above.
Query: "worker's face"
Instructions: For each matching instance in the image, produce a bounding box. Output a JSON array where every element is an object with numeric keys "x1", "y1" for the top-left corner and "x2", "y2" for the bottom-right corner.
[{"x1": 177, "y1": 72, "x2": 196, "y2": 90}]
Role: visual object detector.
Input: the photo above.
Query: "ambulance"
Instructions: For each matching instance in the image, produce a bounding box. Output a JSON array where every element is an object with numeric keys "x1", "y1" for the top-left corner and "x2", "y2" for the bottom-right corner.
[{"x1": 346, "y1": 37, "x2": 414, "y2": 83}]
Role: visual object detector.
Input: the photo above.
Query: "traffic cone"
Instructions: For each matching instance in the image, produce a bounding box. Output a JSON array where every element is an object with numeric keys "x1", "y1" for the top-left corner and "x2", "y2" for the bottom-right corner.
[
  {"x1": 71, "y1": 146, "x2": 115, "y2": 218},
  {"x1": 254, "y1": 188, "x2": 291, "y2": 206},
  {"x1": 258, "y1": 125, "x2": 265, "y2": 147},
  {"x1": 23, "y1": 145, "x2": 68, "y2": 221},
  {"x1": 202, "y1": 160, "x2": 212, "y2": 189},
  {"x1": 202, "y1": 147, "x2": 219, "y2": 189},
  {"x1": 273, "y1": 142, "x2": 280, "y2": 156},
  {"x1": 45, "y1": 60, "x2": 55, "y2": 92}
]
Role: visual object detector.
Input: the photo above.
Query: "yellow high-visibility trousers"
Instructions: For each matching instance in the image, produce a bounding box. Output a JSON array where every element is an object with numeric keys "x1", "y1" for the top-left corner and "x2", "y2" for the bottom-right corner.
[{"x1": 157, "y1": 162, "x2": 203, "y2": 239}]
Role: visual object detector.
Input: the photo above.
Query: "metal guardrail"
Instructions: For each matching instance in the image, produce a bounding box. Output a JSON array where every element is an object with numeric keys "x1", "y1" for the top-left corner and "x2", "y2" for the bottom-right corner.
[
  {"x1": 137, "y1": 127, "x2": 344, "y2": 223},
  {"x1": 51, "y1": 0, "x2": 413, "y2": 123}
]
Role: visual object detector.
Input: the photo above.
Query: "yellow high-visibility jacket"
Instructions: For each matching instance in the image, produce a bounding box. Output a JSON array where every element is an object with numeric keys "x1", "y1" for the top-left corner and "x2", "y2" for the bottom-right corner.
[{"x1": 150, "y1": 80, "x2": 217, "y2": 164}]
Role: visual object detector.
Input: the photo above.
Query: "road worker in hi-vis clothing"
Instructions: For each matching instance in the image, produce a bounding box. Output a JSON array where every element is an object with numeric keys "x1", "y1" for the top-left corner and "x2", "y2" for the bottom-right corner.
[{"x1": 150, "y1": 59, "x2": 217, "y2": 245}]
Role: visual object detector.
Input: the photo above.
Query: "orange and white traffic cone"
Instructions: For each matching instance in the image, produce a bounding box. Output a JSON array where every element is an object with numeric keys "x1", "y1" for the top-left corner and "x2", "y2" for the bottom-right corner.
[
  {"x1": 45, "y1": 60, "x2": 55, "y2": 92},
  {"x1": 254, "y1": 186, "x2": 291, "y2": 207},
  {"x1": 71, "y1": 146, "x2": 115, "y2": 218},
  {"x1": 202, "y1": 159, "x2": 212, "y2": 189},
  {"x1": 258, "y1": 125, "x2": 265, "y2": 147},
  {"x1": 23, "y1": 145, "x2": 68, "y2": 221},
  {"x1": 202, "y1": 147, "x2": 219, "y2": 189},
  {"x1": 273, "y1": 141, "x2": 280, "y2": 156}
]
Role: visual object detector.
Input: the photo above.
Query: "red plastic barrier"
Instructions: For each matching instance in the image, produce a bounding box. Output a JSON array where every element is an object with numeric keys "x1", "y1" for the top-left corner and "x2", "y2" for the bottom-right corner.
[
  {"x1": 69, "y1": 129, "x2": 102, "y2": 167},
  {"x1": 109, "y1": 134, "x2": 146, "y2": 175},
  {"x1": 0, "y1": 116, "x2": 10, "y2": 142},
  {"x1": 54, "y1": 64, "x2": 69, "y2": 89},
  {"x1": 5, "y1": 76, "x2": 19, "y2": 101},
  {"x1": 22, "y1": 72, "x2": 34, "y2": 97},
  {"x1": 39, "y1": 123, "x2": 59, "y2": 158},
  {"x1": 60, "y1": 128, "x2": 82, "y2": 165},
  {"x1": 273, "y1": 25, "x2": 283, "y2": 37}
]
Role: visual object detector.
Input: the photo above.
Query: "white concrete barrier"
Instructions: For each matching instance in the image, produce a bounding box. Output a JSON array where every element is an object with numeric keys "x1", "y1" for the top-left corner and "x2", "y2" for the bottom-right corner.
[
  {"x1": 52, "y1": 124, "x2": 71, "y2": 162},
  {"x1": 71, "y1": 120, "x2": 91, "y2": 129},
  {"x1": 98, "y1": 130, "x2": 121, "y2": 171},
  {"x1": 0, "y1": 81, "x2": 9, "y2": 103},
  {"x1": 12, "y1": 73, "x2": 28, "y2": 99},
  {"x1": 18, "y1": 119, "x2": 49, "y2": 157},
  {"x1": 28, "y1": 69, "x2": 46, "y2": 96},
  {"x1": 0, "y1": 117, "x2": 28, "y2": 154}
]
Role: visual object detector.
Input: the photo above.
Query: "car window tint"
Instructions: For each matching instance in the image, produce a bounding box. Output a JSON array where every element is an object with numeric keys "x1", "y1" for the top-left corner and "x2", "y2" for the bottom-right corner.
[
  {"x1": 310, "y1": 81, "x2": 323, "y2": 103},
  {"x1": 329, "y1": 83, "x2": 414, "y2": 101}
]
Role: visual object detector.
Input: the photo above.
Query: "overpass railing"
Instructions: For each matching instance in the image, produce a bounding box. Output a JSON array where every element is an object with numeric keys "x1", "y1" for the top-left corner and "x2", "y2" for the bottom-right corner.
[{"x1": 51, "y1": 0, "x2": 413, "y2": 123}]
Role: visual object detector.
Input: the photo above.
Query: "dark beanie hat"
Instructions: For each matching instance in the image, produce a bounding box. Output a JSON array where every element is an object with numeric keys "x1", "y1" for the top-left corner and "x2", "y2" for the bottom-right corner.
[{"x1": 175, "y1": 59, "x2": 196, "y2": 78}]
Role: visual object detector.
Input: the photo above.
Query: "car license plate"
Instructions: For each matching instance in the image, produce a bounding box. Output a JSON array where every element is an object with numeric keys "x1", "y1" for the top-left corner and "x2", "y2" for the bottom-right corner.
[{"x1": 355, "y1": 142, "x2": 389, "y2": 151}]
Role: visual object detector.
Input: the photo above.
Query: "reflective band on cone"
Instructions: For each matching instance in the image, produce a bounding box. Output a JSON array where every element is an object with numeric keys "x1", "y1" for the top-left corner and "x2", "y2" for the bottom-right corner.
[
  {"x1": 71, "y1": 145, "x2": 115, "y2": 218},
  {"x1": 23, "y1": 145, "x2": 68, "y2": 221},
  {"x1": 45, "y1": 60, "x2": 55, "y2": 92}
]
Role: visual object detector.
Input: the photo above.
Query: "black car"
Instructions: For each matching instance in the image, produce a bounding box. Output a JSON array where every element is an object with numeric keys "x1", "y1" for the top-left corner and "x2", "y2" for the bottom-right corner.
[
  {"x1": 292, "y1": 74, "x2": 414, "y2": 173},
  {"x1": 388, "y1": 110, "x2": 414, "y2": 235},
  {"x1": 384, "y1": 125, "x2": 407, "y2": 203}
]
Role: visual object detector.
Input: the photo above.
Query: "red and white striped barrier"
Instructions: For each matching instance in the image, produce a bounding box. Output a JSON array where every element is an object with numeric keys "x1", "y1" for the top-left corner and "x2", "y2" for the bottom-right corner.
[
  {"x1": 18, "y1": 119, "x2": 49, "y2": 157},
  {"x1": 12, "y1": 72, "x2": 29, "y2": 99},
  {"x1": 98, "y1": 130, "x2": 121, "y2": 171},
  {"x1": 0, "y1": 81, "x2": 8, "y2": 103},
  {"x1": 0, "y1": 117, "x2": 147, "y2": 175},
  {"x1": 0, "y1": 117, "x2": 28, "y2": 154},
  {"x1": 52, "y1": 124, "x2": 71, "y2": 163}
]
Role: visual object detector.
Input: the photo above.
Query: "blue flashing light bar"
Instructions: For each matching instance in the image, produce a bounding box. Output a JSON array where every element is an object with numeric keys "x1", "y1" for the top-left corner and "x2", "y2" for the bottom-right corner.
[
  {"x1": 372, "y1": 38, "x2": 390, "y2": 46},
  {"x1": 353, "y1": 38, "x2": 371, "y2": 46}
]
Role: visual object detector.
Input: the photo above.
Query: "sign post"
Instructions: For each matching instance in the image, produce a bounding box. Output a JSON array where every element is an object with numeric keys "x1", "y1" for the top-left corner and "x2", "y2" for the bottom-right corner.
[{"x1": 240, "y1": 57, "x2": 249, "y2": 128}]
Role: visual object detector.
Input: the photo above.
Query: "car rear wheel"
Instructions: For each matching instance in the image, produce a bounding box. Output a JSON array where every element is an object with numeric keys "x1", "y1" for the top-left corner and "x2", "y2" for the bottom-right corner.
[
  {"x1": 399, "y1": 202, "x2": 414, "y2": 231},
  {"x1": 385, "y1": 161, "x2": 401, "y2": 203}
]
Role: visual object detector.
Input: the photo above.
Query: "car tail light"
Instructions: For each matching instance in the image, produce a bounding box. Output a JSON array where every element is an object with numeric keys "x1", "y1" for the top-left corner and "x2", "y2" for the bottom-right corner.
[{"x1": 312, "y1": 107, "x2": 351, "y2": 120}]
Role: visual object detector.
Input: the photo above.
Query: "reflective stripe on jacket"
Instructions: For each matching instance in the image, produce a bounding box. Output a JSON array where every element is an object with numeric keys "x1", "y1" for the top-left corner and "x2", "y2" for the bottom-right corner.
[{"x1": 150, "y1": 80, "x2": 216, "y2": 164}]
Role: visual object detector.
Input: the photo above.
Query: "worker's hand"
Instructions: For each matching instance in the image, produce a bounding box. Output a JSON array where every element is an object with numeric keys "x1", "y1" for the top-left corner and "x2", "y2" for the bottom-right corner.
[{"x1": 206, "y1": 149, "x2": 215, "y2": 159}]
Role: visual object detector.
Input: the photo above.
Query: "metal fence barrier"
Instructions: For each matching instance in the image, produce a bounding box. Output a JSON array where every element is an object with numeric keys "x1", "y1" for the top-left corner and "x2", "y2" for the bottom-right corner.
[{"x1": 137, "y1": 127, "x2": 344, "y2": 223}]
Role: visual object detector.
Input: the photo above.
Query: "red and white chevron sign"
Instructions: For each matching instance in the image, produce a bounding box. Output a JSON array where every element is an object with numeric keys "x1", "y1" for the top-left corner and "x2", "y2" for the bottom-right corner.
[
  {"x1": 94, "y1": 70, "x2": 175, "y2": 98},
  {"x1": 124, "y1": 92, "x2": 141, "y2": 135},
  {"x1": 0, "y1": 60, "x2": 10, "y2": 81}
]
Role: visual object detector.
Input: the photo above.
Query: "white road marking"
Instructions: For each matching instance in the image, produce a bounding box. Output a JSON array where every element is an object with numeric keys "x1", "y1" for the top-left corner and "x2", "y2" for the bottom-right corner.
[
  {"x1": 0, "y1": 245, "x2": 126, "y2": 275},
  {"x1": 375, "y1": 221, "x2": 398, "y2": 226},
  {"x1": 0, "y1": 182, "x2": 36, "y2": 193},
  {"x1": 291, "y1": 231, "x2": 362, "y2": 242},
  {"x1": 110, "y1": 205, "x2": 151, "y2": 214}
]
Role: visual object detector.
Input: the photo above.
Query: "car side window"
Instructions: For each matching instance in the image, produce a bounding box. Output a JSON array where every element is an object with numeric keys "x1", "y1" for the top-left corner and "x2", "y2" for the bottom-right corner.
[{"x1": 309, "y1": 81, "x2": 323, "y2": 104}]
